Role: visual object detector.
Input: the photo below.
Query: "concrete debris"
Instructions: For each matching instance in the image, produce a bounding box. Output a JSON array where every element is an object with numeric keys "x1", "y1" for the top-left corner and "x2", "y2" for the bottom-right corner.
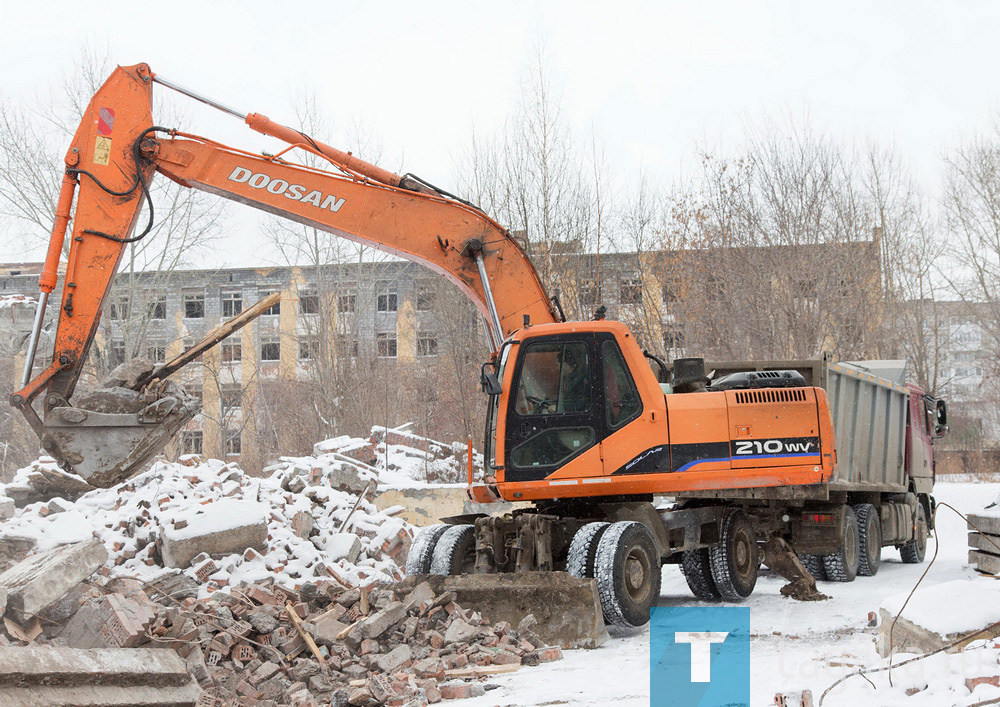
[
  {"x1": 0, "y1": 574, "x2": 563, "y2": 706},
  {"x1": 0, "y1": 538, "x2": 108, "y2": 625},
  {"x1": 0, "y1": 454, "x2": 413, "y2": 597},
  {"x1": 2, "y1": 457, "x2": 95, "y2": 508},
  {"x1": 0, "y1": 646, "x2": 200, "y2": 706}
]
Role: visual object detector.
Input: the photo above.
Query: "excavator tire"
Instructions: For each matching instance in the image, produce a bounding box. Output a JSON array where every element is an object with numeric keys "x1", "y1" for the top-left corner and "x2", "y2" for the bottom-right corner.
[
  {"x1": 797, "y1": 553, "x2": 827, "y2": 582},
  {"x1": 405, "y1": 525, "x2": 450, "y2": 575},
  {"x1": 853, "y1": 503, "x2": 881, "y2": 576},
  {"x1": 567, "y1": 522, "x2": 610, "y2": 578},
  {"x1": 430, "y1": 524, "x2": 477, "y2": 576},
  {"x1": 681, "y1": 548, "x2": 722, "y2": 601},
  {"x1": 823, "y1": 505, "x2": 859, "y2": 582},
  {"x1": 709, "y1": 509, "x2": 760, "y2": 601},
  {"x1": 594, "y1": 521, "x2": 661, "y2": 628}
]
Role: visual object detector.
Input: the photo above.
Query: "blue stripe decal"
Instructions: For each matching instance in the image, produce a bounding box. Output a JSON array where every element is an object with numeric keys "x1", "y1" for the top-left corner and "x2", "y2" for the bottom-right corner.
[{"x1": 675, "y1": 453, "x2": 820, "y2": 473}]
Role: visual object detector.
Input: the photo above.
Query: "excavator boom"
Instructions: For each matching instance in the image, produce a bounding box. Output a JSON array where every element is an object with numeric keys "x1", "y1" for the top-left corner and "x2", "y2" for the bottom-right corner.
[{"x1": 11, "y1": 62, "x2": 557, "y2": 487}]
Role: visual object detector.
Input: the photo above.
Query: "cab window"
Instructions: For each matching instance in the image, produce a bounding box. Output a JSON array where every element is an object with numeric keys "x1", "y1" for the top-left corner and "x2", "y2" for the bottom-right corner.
[
  {"x1": 514, "y1": 342, "x2": 592, "y2": 416},
  {"x1": 602, "y1": 340, "x2": 641, "y2": 428}
]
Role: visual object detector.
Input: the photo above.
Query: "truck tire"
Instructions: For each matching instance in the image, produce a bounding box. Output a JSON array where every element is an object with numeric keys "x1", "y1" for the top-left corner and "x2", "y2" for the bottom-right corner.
[
  {"x1": 853, "y1": 503, "x2": 881, "y2": 576},
  {"x1": 594, "y1": 521, "x2": 661, "y2": 628},
  {"x1": 797, "y1": 553, "x2": 826, "y2": 582},
  {"x1": 681, "y1": 548, "x2": 722, "y2": 601},
  {"x1": 823, "y1": 505, "x2": 859, "y2": 582},
  {"x1": 709, "y1": 509, "x2": 760, "y2": 601},
  {"x1": 900, "y1": 504, "x2": 928, "y2": 564},
  {"x1": 405, "y1": 524, "x2": 450, "y2": 575},
  {"x1": 430, "y1": 524, "x2": 476, "y2": 575},
  {"x1": 567, "y1": 522, "x2": 610, "y2": 578}
]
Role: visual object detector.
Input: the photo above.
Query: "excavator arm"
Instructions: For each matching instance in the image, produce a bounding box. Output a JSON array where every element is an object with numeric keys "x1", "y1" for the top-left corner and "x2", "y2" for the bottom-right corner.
[{"x1": 11, "y1": 62, "x2": 558, "y2": 486}]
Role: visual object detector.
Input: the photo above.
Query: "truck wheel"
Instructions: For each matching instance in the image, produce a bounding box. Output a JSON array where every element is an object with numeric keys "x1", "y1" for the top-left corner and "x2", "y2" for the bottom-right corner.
[
  {"x1": 797, "y1": 553, "x2": 826, "y2": 582},
  {"x1": 594, "y1": 521, "x2": 661, "y2": 628},
  {"x1": 853, "y1": 503, "x2": 881, "y2": 576},
  {"x1": 405, "y1": 524, "x2": 450, "y2": 575},
  {"x1": 430, "y1": 524, "x2": 476, "y2": 575},
  {"x1": 823, "y1": 506, "x2": 859, "y2": 582},
  {"x1": 900, "y1": 504, "x2": 928, "y2": 564},
  {"x1": 709, "y1": 509, "x2": 760, "y2": 601},
  {"x1": 681, "y1": 548, "x2": 722, "y2": 600},
  {"x1": 567, "y1": 522, "x2": 610, "y2": 578}
]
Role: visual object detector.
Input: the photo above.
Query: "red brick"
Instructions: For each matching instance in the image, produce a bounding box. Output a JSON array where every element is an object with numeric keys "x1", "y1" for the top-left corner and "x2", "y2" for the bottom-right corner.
[{"x1": 967, "y1": 675, "x2": 1000, "y2": 691}]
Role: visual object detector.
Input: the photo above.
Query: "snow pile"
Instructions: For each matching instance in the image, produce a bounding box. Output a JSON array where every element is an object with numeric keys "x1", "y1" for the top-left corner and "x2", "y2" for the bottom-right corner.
[
  {"x1": 0, "y1": 455, "x2": 413, "y2": 597},
  {"x1": 0, "y1": 293, "x2": 35, "y2": 309},
  {"x1": 881, "y1": 579, "x2": 1000, "y2": 636},
  {"x1": 371, "y1": 423, "x2": 484, "y2": 488}
]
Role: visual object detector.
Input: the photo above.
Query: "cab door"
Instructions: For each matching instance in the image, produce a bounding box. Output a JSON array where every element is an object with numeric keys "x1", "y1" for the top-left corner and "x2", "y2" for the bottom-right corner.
[{"x1": 503, "y1": 334, "x2": 602, "y2": 483}]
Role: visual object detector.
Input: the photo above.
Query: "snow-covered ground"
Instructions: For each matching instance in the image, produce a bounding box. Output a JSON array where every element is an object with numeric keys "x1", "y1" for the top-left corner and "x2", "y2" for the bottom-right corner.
[{"x1": 453, "y1": 481, "x2": 1000, "y2": 707}]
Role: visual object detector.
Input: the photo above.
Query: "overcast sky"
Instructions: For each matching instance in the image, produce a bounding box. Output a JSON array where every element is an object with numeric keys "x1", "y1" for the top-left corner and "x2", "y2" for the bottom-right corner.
[{"x1": 3, "y1": 0, "x2": 1000, "y2": 266}]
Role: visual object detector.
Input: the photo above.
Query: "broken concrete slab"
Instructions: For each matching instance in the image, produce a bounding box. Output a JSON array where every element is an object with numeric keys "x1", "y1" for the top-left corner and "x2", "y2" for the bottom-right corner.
[
  {"x1": 0, "y1": 538, "x2": 108, "y2": 624},
  {"x1": 0, "y1": 646, "x2": 200, "y2": 706},
  {"x1": 357, "y1": 601, "x2": 407, "y2": 640},
  {"x1": 159, "y1": 500, "x2": 267, "y2": 568},
  {"x1": 0, "y1": 496, "x2": 14, "y2": 521},
  {"x1": 395, "y1": 572, "x2": 609, "y2": 649},
  {"x1": 375, "y1": 644, "x2": 411, "y2": 672}
]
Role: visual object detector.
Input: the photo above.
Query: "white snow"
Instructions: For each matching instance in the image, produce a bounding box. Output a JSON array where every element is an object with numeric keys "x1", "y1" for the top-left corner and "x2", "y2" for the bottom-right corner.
[
  {"x1": 881, "y1": 579, "x2": 1000, "y2": 637},
  {"x1": 161, "y1": 498, "x2": 269, "y2": 541},
  {"x1": 451, "y1": 481, "x2": 1000, "y2": 707}
]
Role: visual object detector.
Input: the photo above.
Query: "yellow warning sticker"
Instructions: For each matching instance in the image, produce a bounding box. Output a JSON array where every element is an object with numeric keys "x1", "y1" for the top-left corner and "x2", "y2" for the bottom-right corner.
[{"x1": 93, "y1": 136, "x2": 112, "y2": 166}]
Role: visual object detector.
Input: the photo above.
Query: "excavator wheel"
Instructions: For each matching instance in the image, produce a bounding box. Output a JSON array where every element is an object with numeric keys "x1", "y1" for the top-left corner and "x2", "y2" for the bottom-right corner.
[
  {"x1": 709, "y1": 509, "x2": 760, "y2": 601},
  {"x1": 567, "y1": 522, "x2": 610, "y2": 578},
  {"x1": 681, "y1": 548, "x2": 722, "y2": 601},
  {"x1": 405, "y1": 525, "x2": 450, "y2": 575},
  {"x1": 594, "y1": 521, "x2": 661, "y2": 628},
  {"x1": 430, "y1": 525, "x2": 477, "y2": 575}
]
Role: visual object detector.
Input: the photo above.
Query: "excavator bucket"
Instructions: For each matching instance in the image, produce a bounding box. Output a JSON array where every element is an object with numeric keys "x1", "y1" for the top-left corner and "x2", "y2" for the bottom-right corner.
[{"x1": 41, "y1": 387, "x2": 199, "y2": 488}]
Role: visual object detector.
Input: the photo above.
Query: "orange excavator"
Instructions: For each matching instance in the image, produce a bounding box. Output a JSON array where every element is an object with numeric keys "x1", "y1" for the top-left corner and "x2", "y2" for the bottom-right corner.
[{"x1": 12, "y1": 64, "x2": 945, "y2": 627}]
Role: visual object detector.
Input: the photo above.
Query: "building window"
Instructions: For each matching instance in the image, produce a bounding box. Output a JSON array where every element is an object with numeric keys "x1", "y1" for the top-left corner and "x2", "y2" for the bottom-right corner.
[
  {"x1": 261, "y1": 338, "x2": 281, "y2": 361},
  {"x1": 299, "y1": 289, "x2": 319, "y2": 314},
  {"x1": 181, "y1": 430, "x2": 203, "y2": 456},
  {"x1": 260, "y1": 289, "x2": 280, "y2": 316},
  {"x1": 337, "y1": 336, "x2": 359, "y2": 358},
  {"x1": 376, "y1": 283, "x2": 397, "y2": 312},
  {"x1": 148, "y1": 296, "x2": 166, "y2": 320},
  {"x1": 337, "y1": 292, "x2": 356, "y2": 313},
  {"x1": 376, "y1": 332, "x2": 397, "y2": 358},
  {"x1": 663, "y1": 327, "x2": 685, "y2": 351},
  {"x1": 417, "y1": 333, "x2": 439, "y2": 357},
  {"x1": 110, "y1": 296, "x2": 129, "y2": 320},
  {"x1": 579, "y1": 284, "x2": 601, "y2": 306},
  {"x1": 221, "y1": 291, "x2": 243, "y2": 318},
  {"x1": 620, "y1": 277, "x2": 641, "y2": 305},
  {"x1": 110, "y1": 339, "x2": 126, "y2": 365},
  {"x1": 224, "y1": 429, "x2": 242, "y2": 455},
  {"x1": 184, "y1": 293, "x2": 205, "y2": 319},
  {"x1": 299, "y1": 336, "x2": 320, "y2": 360},
  {"x1": 661, "y1": 283, "x2": 677, "y2": 304},
  {"x1": 221, "y1": 339, "x2": 242, "y2": 363},
  {"x1": 146, "y1": 341, "x2": 166, "y2": 363},
  {"x1": 416, "y1": 285, "x2": 435, "y2": 311},
  {"x1": 221, "y1": 385, "x2": 242, "y2": 413}
]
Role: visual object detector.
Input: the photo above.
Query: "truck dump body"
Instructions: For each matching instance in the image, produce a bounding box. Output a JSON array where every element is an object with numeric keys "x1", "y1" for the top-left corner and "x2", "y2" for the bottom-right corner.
[{"x1": 707, "y1": 356, "x2": 911, "y2": 493}]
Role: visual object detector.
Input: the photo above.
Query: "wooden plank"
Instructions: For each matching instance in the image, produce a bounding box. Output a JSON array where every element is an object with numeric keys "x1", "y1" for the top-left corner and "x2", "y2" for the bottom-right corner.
[
  {"x1": 967, "y1": 514, "x2": 1000, "y2": 537},
  {"x1": 968, "y1": 533, "x2": 1000, "y2": 556},
  {"x1": 970, "y1": 550, "x2": 1000, "y2": 575},
  {"x1": 134, "y1": 291, "x2": 281, "y2": 389}
]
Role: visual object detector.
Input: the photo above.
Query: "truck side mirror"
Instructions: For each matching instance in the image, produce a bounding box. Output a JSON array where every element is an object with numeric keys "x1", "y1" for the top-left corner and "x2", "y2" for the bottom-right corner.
[{"x1": 480, "y1": 363, "x2": 502, "y2": 396}]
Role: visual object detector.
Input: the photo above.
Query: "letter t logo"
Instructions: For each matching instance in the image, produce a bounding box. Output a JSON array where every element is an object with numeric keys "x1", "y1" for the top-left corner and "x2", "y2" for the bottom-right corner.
[{"x1": 674, "y1": 631, "x2": 729, "y2": 682}]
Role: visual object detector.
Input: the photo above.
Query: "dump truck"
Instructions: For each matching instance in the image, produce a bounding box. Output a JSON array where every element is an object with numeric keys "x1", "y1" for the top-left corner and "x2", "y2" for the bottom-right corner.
[{"x1": 11, "y1": 63, "x2": 947, "y2": 633}]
